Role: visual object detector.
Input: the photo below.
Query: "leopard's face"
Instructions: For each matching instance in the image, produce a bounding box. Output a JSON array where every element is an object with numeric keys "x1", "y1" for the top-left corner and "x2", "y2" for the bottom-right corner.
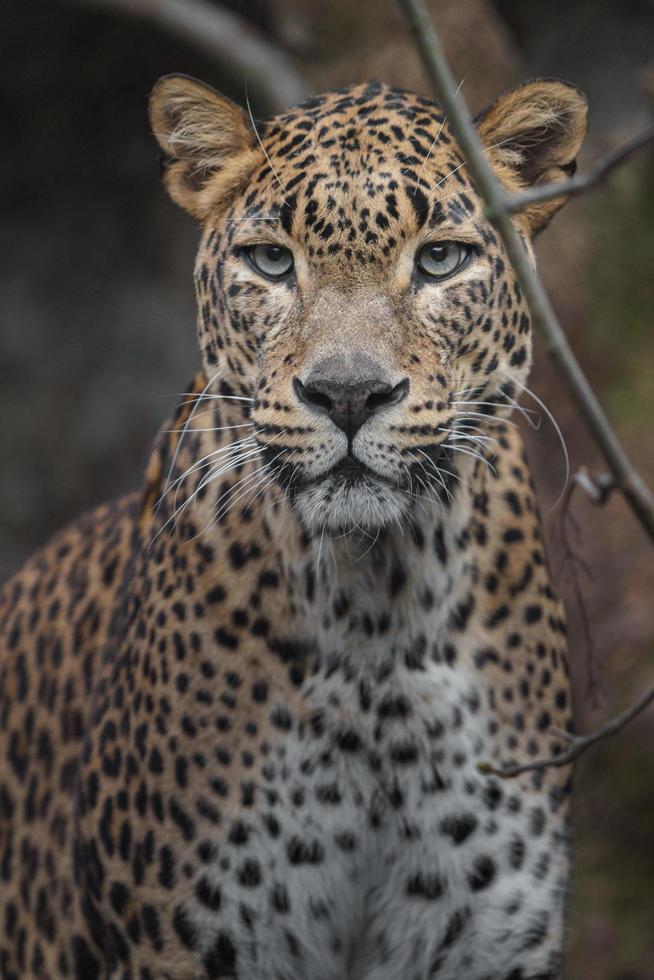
[{"x1": 152, "y1": 78, "x2": 587, "y2": 531}]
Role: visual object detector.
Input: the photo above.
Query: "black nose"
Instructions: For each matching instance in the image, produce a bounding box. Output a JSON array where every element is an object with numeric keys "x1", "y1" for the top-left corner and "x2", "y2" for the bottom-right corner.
[{"x1": 293, "y1": 376, "x2": 409, "y2": 439}]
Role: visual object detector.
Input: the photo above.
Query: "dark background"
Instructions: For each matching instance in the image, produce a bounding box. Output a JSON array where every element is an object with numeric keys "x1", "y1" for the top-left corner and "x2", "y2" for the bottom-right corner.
[{"x1": 1, "y1": 0, "x2": 653, "y2": 975}]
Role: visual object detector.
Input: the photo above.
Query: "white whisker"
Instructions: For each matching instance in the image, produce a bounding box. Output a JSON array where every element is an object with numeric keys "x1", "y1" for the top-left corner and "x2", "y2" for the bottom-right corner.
[
  {"x1": 162, "y1": 436, "x2": 258, "y2": 501},
  {"x1": 245, "y1": 86, "x2": 288, "y2": 203},
  {"x1": 160, "y1": 370, "x2": 220, "y2": 510},
  {"x1": 447, "y1": 443, "x2": 496, "y2": 474},
  {"x1": 508, "y1": 376, "x2": 570, "y2": 509}
]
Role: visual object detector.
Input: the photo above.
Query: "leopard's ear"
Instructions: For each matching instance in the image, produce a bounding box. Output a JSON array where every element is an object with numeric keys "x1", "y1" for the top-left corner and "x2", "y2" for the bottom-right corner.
[
  {"x1": 476, "y1": 79, "x2": 588, "y2": 233},
  {"x1": 149, "y1": 74, "x2": 262, "y2": 221}
]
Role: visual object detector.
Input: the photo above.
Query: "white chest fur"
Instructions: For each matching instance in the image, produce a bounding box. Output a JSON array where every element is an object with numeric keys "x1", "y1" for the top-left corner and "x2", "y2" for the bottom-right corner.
[{"x1": 198, "y1": 643, "x2": 568, "y2": 980}]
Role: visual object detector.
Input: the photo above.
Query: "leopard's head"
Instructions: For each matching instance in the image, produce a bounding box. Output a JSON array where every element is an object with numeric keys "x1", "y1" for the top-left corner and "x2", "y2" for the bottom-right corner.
[{"x1": 150, "y1": 77, "x2": 586, "y2": 532}]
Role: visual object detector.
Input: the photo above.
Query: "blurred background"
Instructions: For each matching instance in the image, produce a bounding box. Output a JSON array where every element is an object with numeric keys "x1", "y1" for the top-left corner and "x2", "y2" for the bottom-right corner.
[{"x1": 1, "y1": 0, "x2": 653, "y2": 974}]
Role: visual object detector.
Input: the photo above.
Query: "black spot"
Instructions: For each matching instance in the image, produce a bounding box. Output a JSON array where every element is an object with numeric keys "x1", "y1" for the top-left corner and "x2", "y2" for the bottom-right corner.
[
  {"x1": 196, "y1": 876, "x2": 222, "y2": 910},
  {"x1": 142, "y1": 904, "x2": 162, "y2": 951},
  {"x1": 228, "y1": 821, "x2": 250, "y2": 846},
  {"x1": 158, "y1": 847, "x2": 175, "y2": 889},
  {"x1": 508, "y1": 835, "x2": 525, "y2": 870},
  {"x1": 270, "y1": 882, "x2": 290, "y2": 913},
  {"x1": 148, "y1": 746, "x2": 164, "y2": 775},
  {"x1": 287, "y1": 837, "x2": 324, "y2": 865},
  {"x1": 173, "y1": 905, "x2": 197, "y2": 950},
  {"x1": 72, "y1": 935, "x2": 100, "y2": 980},
  {"x1": 439, "y1": 906, "x2": 471, "y2": 949},
  {"x1": 390, "y1": 740, "x2": 418, "y2": 764},
  {"x1": 204, "y1": 932, "x2": 237, "y2": 978},
  {"x1": 334, "y1": 831, "x2": 356, "y2": 851},
  {"x1": 228, "y1": 543, "x2": 247, "y2": 569},
  {"x1": 215, "y1": 628, "x2": 239, "y2": 650},
  {"x1": 482, "y1": 782, "x2": 503, "y2": 811},
  {"x1": 529, "y1": 807, "x2": 546, "y2": 836},
  {"x1": 336, "y1": 728, "x2": 362, "y2": 752},
  {"x1": 520, "y1": 910, "x2": 550, "y2": 950},
  {"x1": 406, "y1": 871, "x2": 444, "y2": 900},
  {"x1": 433, "y1": 525, "x2": 448, "y2": 564},
  {"x1": 315, "y1": 781, "x2": 342, "y2": 804},
  {"x1": 525, "y1": 604, "x2": 542, "y2": 624},
  {"x1": 206, "y1": 585, "x2": 226, "y2": 604},
  {"x1": 270, "y1": 706, "x2": 293, "y2": 731},
  {"x1": 439, "y1": 813, "x2": 477, "y2": 845},
  {"x1": 109, "y1": 881, "x2": 129, "y2": 916},
  {"x1": 389, "y1": 560, "x2": 406, "y2": 597},
  {"x1": 407, "y1": 185, "x2": 430, "y2": 228},
  {"x1": 169, "y1": 798, "x2": 195, "y2": 841},
  {"x1": 237, "y1": 859, "x2": 262, "y2": 887},
  {"x1": 468, "y1": 855, "x2": 496, "y2": 892}
]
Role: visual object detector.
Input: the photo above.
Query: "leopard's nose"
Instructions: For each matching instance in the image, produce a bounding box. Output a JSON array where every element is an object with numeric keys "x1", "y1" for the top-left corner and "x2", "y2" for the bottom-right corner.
[{"x1": 293, "y1": 375, "x2": 409, "y2": 439}]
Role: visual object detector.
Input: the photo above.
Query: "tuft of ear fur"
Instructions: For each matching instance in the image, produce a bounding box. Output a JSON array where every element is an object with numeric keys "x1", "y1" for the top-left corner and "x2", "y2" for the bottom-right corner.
[
  {"x1": 149, "y1": 74, "x2": 261, "y2": 220},
  {"x1": 476, "y1": 79, "x2": 588, "y2": 233}
]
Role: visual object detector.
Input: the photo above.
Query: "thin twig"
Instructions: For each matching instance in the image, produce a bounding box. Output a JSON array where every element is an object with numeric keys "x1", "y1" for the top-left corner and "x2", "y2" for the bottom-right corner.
[
  {"x1": 478, "y1": 683, "x2": 654, "y2": 779},
  {"x1": 73, "y1": 0, "x2": 306, "y2": 113},
  {"x1": 395, "y1": 0, "x2": 654, "y2": 544},
  {"x1": 501, "y1": 124, "x2": 654, "y2": 214},
  {"x1": 557, "y1": 473, "x2": 601, "y2": 705},
  {"x1": 573, "y1": 467, "x2": 616, "y2": 505}
]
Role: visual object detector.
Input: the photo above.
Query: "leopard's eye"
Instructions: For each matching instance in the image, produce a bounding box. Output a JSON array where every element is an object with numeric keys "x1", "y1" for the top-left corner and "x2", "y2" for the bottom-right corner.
[
  {"x1": 245, "y1": 244, "x2": 294, "y2": 280},
  {"x1": 416, "y1": 241, "x2": 471, "y2": 280}
]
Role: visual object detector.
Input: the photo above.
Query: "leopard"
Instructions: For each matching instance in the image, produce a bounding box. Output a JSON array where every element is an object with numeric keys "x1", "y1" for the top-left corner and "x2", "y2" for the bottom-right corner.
[{"x1": 0, "y1": 74, "x2": 588, "y2": 980}]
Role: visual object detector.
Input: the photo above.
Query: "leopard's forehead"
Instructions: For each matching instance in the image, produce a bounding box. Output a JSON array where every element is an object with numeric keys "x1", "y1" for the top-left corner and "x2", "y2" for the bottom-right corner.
[
  {"x1": 261, "y1": 81, "x2": 462, "y2": 184},
  {"x1": 267, "y1": 81, "x2": 445, "y2": 144},
  {"x1": 239, "y1": 81, "x2": 477, "y2": 266}
]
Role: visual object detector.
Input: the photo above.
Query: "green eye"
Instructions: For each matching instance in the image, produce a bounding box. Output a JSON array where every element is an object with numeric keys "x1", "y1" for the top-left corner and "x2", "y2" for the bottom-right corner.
[
  {"x1": 416, "y1": 241, "x2": 471, "y2": 280},
  {"x1": 245, "y1": 244, "x2": 294, "y2": 280}
]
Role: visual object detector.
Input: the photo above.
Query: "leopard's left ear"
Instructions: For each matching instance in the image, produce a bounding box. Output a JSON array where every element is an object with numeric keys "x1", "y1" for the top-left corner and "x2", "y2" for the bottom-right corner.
[
  {"x1": 149, "y1": 74, "x2": 262, "y2": 221},
  {"x1": 475, "y1": 79, "x2": 588, "y2": 234}
]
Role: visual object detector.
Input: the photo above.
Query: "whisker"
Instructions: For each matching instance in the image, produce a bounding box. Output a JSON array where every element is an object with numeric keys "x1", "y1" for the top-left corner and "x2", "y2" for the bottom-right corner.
[
  {"x1": 159, "y1": 435, "x2": 258, "y2": 502},
  {"x1": 160, "y1": 370, "x2": 221, "y2": 512},
  {"x1": 162, "y1": 424, "x2": 254, "y2": 433},
  {"x1": 447, "y1": 443, "x2": 496, "y2": 475},
  {"x1": 435, "y1": 135, "x2": 524, "y2": 189},
  {"x1": 450, "y1": 430, "x2": 499, "y2": 448},
  {"x1": 175, "y1": 393, "x2": 254, "y2": 403},
  {"x1": 212, "y1": 465, "x2": 271, "y2": 524},
  {"x1": 189, "y1": 450, "x2": 277, "y2": 540},
  {"x1": 245, "y1": 85, "x2": 289, "y2": 203},
  {"x1": 454, "y1": 414, "x2": 519, "y2": 430},
  {"x1": 414, "y1": 449, "x2": 455, "y2": 502},
  {"x1": 498, "y1": 391, "x2": 542, "y2": 430},
  {"x1": 167, "y1": 445, "x2": 263, "y2": 528},
  {"x1": 166, "y1": 404, "x2": 253, "y2": 425},
  {"x1": 212, "y1": 448, "x2": 288, "y2": 525},
  {"x1": 508, "y1": 376, "x2": 570, "y2": 510},
  {"x1": 410, "y1": 71, "x2": 470, "y2": 191}
]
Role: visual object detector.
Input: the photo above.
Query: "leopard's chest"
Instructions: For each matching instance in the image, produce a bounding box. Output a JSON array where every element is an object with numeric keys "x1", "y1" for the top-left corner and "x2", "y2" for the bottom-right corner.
[{"x1": 189, "y1": 655, "x2": 568, "y2": 980}]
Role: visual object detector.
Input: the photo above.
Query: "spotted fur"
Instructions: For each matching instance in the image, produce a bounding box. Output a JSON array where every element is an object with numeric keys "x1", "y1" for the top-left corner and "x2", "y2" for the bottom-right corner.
[{"x1": 0, "y1": 76, "x2": 587, "y2": 979}]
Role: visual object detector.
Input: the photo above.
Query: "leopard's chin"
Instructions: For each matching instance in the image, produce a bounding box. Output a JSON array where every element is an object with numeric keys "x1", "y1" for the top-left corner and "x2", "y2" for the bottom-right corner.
[{"x1": 292, "y1": 474, "x2": 411, "y2": 534}]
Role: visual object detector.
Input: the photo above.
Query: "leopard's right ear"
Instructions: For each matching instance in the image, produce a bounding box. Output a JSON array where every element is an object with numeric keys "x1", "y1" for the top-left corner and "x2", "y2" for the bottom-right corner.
[{"x1": 149, "y1": 75, "x2": 262, "y2": 221}]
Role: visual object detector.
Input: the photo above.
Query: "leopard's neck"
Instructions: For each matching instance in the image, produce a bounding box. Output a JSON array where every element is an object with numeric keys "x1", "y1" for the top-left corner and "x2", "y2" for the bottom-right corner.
[{"x1": 144, "y1": 405, "x2": 487, "y2": 672}]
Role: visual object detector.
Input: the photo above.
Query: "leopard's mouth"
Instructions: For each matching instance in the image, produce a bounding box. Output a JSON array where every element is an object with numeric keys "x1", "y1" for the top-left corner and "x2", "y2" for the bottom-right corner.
[
  {"x1": 259, "y1": 441, "x2": 453, "y2": 532},
  {"x1": 299, "y1": 455, "x2": 397, "y2": 490},
  {"x1": 284, "y1": 448, "x2": 451, "y2": 533}
]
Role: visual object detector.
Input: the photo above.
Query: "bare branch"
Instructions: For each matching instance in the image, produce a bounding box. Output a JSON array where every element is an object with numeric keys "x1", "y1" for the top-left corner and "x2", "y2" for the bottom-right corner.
[
  {"x1": 501, "y1": 124, "x2": 654, "y2": 215},
  {"x1": 74, "y1": 0, "x2": 306, "y2": 113},
  {"x1": 395, "y1": 0, "x2": 654, "y2": 545},
  {"x1": 397, "y1": 0, "x2": 654, "y2": 779},
  {"x1": 478, "y1": 683, "x2": 654, "y2": 779}
]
